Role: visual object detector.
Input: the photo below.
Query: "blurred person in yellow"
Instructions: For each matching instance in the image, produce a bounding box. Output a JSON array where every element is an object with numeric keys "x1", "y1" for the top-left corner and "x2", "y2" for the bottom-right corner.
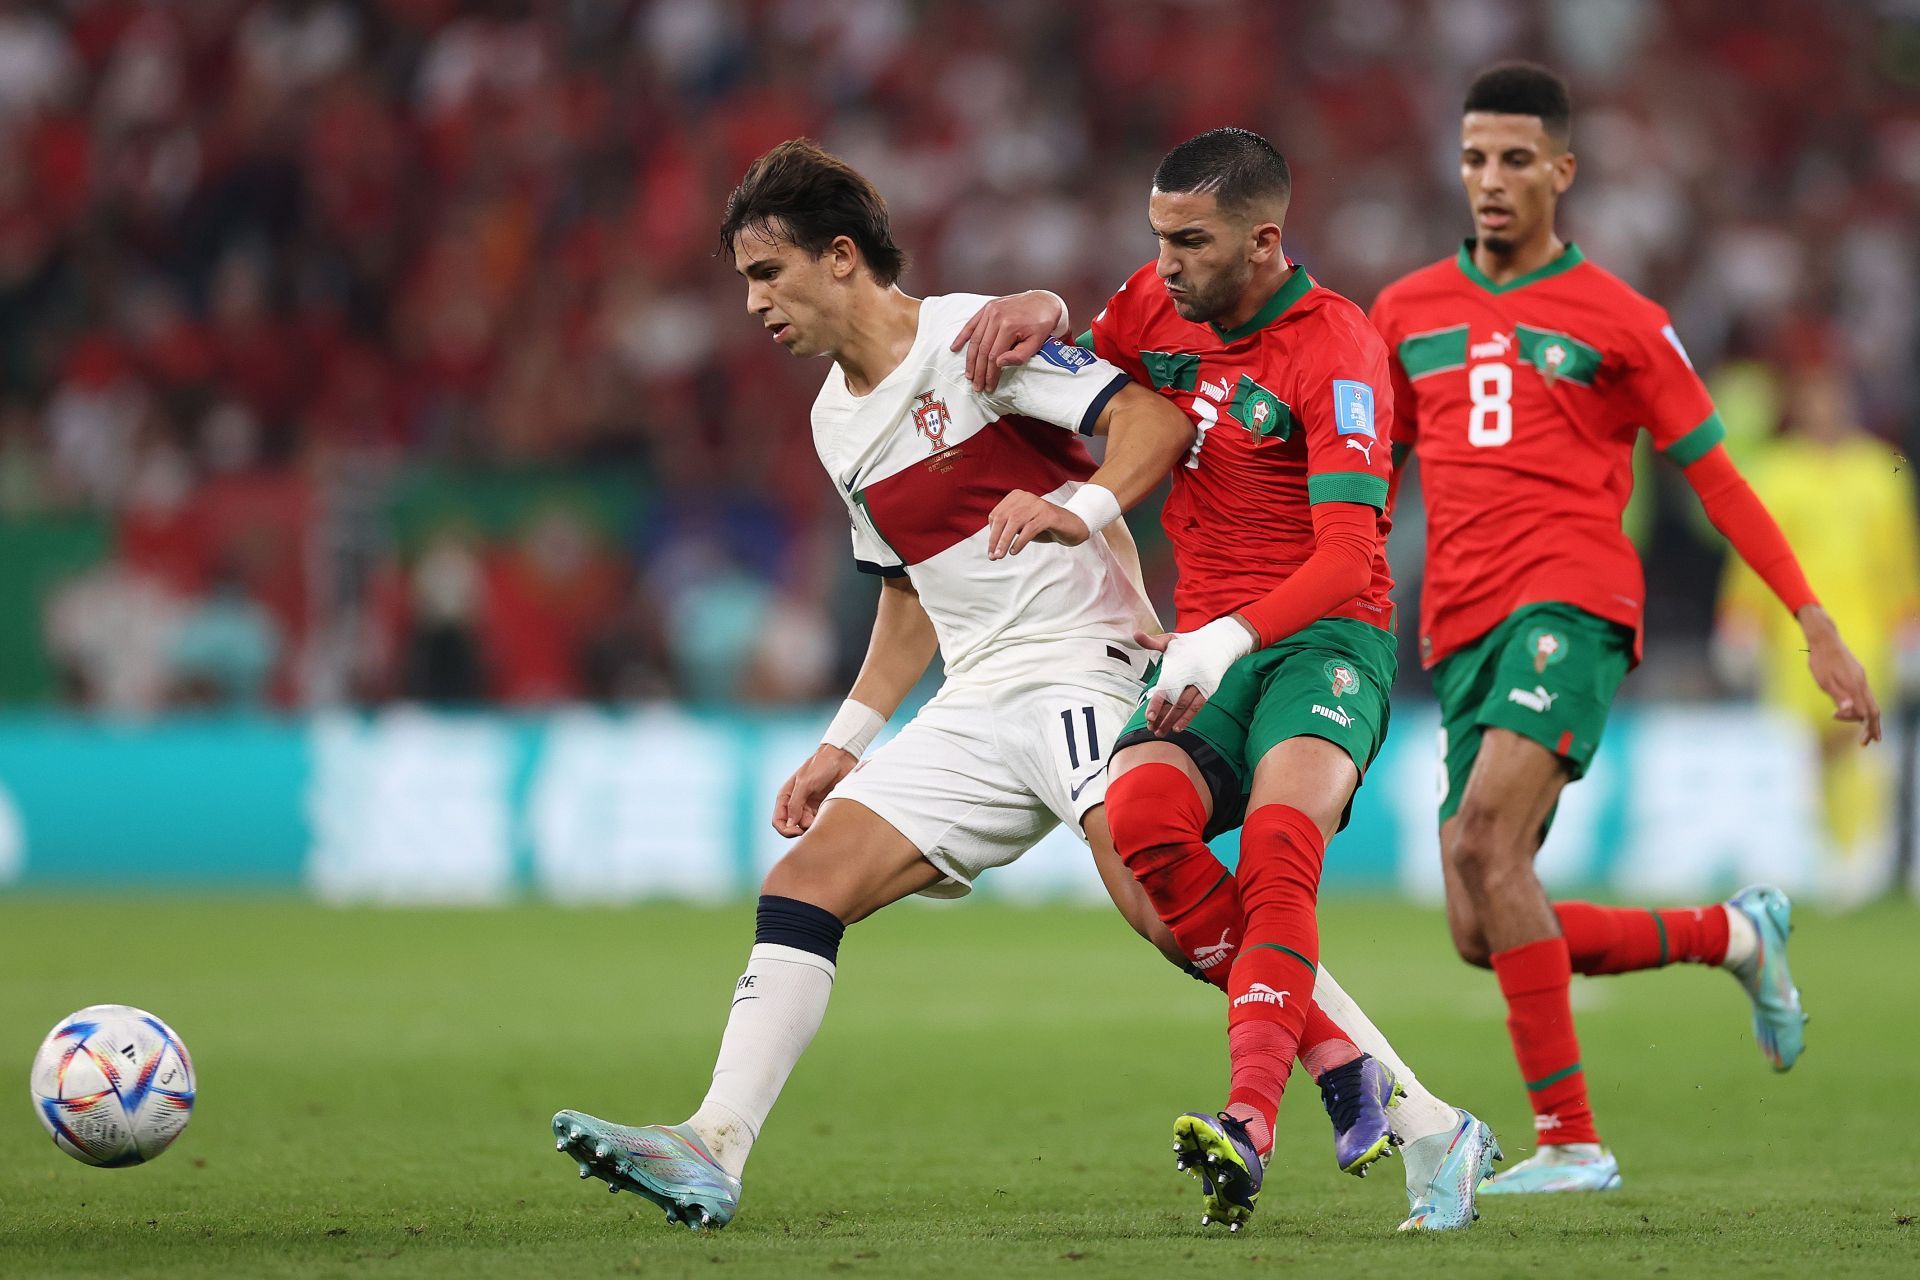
[{"x1": 1715, "y1": 367, "x2": 1920, "y2": 905}]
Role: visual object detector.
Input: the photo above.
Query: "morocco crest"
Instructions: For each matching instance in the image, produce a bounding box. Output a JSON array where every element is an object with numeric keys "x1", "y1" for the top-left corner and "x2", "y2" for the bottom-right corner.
[
  {"x1": 911, "y1": 391, "x2": 953, "y2": 451},
  {"x1": 1324, "y1": 660, "x2": 1359, "y2": 697}
]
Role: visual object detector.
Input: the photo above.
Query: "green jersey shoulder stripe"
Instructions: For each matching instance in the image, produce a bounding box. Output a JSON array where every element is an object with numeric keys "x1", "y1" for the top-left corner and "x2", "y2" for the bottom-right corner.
[
  {"x1": 1516, "y1": 325, "x2": 1603, "y2": 387},
  {"x1": 1397, "y1": 324, "x2": 1469, "y2": 380}
]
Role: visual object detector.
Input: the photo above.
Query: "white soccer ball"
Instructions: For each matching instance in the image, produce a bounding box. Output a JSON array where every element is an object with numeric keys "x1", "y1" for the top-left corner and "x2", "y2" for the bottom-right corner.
[{"x1": 30, "y1": 1005, "x2": 196, "y2": 1167}]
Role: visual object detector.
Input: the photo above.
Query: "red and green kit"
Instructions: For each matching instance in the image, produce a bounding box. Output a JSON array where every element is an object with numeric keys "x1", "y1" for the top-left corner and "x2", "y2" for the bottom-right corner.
[{"x1": 1370, "y1": 242, "x2": 1726, "y2": 670}]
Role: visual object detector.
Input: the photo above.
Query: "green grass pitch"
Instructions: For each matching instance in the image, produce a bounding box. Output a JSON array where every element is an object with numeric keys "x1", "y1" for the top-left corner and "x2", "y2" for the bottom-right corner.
[{"x1": 2, "y1": 896, "x2": 1915, "y2": 1278}]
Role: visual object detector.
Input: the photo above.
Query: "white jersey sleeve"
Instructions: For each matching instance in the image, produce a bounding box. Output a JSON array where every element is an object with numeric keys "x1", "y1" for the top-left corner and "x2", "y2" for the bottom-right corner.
[
  {"x1": 850, "y1": 506, "x2": 906, "y2": 578},
  {"x1": 981, "y1": 337, "x2": 1131, "y2": 436}
]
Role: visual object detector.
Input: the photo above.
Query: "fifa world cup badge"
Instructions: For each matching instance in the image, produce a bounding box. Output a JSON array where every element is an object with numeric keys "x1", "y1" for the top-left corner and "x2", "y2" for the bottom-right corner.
[{"x1": 911, "y1": 391, "x2": 953, "y2": 451}]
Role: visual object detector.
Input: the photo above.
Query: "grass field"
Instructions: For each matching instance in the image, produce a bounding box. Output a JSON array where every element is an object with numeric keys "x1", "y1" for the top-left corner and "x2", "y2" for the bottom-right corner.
[{"x1": 1, "y1": 896, "x2": 1916, "y2": 1278}]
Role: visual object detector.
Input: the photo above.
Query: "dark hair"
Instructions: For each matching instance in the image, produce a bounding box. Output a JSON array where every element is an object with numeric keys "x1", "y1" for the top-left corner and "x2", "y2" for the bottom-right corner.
[
  {"x1": 718, "y1": 139, "x2": 906, "y2": 285},
  {"x1": 1152, "y1": 127, "x2": 1291, "y2": 217},
  {"x1": 1464, "y1": 62, "x2": 1572, "y2": 147}
]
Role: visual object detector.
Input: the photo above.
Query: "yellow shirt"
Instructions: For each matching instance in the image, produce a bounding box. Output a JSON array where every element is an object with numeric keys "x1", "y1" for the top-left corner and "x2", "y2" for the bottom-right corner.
[{"x1": 1717, "y1": 435, "x2": 1920, "y2": 719}]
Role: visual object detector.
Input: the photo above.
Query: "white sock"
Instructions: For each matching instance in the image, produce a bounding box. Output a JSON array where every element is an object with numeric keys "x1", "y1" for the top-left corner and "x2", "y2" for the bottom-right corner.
[
  {"x1": 686, "y1": 943, "x2": 835, "y2": 1179},
  {"x1": 1312, "y1": 964, "x2": 1459, "y2": 1146},
  {"x1": 1720, "y1": 904, "x2": 1759, "y2": 971}
]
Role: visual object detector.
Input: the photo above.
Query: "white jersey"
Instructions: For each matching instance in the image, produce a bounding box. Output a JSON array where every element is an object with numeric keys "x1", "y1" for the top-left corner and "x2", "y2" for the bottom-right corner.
[{"x1": 812, "y1": 293, "x2": 1158, "y2": 681}]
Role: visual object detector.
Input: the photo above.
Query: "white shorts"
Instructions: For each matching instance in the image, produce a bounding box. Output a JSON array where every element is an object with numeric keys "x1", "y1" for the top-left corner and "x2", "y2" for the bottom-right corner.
[{"x1": 827, "y1": 662, "x2": 1144, "y2": 898}]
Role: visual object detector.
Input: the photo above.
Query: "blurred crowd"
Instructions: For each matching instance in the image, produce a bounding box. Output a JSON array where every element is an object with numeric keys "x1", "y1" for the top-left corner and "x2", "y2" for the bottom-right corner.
[{"x1": 0, "y1": 0, "x2": 1915, "y2": 713}]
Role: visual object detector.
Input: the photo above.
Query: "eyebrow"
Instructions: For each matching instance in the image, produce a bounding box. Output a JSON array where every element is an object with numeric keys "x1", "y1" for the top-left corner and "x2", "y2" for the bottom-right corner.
[
  {"x1": 736, "y1": 257, "x2": 776, "y2": 277},
  {"x1": 1152, "y1": 223, "x2": 1210, "y2": 239}
]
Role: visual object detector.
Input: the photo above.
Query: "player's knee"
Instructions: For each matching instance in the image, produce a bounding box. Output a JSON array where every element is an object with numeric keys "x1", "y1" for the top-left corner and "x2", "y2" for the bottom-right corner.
[
  {"x1": 1445, "y1": 798, "x2": 1525, "y2": 889},
  {"x1": 760, "y1": 843, "x2": 841, "y2": 904},
  {"x1": 1107, "y1": 763, "x2": 1208, "y2": 871},
  {"x1": 1449, "y1": 919, "x2": 1493, "y2": 968}
]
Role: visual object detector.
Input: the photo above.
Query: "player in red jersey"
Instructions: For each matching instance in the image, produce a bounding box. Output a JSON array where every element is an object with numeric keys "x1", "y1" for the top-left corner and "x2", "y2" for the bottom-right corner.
[
  {"x1": 1369, "y1": 63, "x2": 1881, "y2": 1194},
  {"x1": 960, "y1": 129, "x2": 1500, "y2": 1234}
]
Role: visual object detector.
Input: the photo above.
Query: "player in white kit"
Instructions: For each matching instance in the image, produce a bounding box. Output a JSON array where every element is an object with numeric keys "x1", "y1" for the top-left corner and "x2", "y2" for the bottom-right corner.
[{"x1": 550, "y1": 140, "x2": 1485, "y2": 1233}]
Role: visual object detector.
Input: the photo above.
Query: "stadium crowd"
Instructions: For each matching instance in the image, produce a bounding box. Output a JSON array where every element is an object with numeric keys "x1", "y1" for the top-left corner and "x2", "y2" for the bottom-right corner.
[{"x1": 0, "y1": 0, "x2": 1914, "y2": 713}]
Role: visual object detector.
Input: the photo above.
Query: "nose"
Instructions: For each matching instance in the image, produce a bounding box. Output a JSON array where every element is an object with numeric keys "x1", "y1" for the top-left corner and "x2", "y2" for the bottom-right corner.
[
  {"x1": 1156, "y1": 244, "x2": 1180, "y2": 280},
  {"x1": 745, "y1": 281, "x2": 770, "y2": 316}
]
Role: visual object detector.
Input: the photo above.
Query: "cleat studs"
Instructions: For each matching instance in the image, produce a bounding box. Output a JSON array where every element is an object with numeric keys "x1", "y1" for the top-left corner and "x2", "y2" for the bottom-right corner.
[
  {"x1": 556, "y1": 1138, "x2": 567, "y2": 1151},
  {"x1": 700, "y1": 1212, "x2": 712, "y2": 1227},
  {"x1": 1229, "y1": 1222, "x2": 1242, "y2": 1234},
  {"x1": 595, "y1": 1141, "x2": 612, "y2": 1160},
  {"x1": 1200, "y1": 1214, "x2": 1211, "y2": 1227},
  {"x1": 578, "y1": 1163, "x2": 592, "y2": 1179},
  {"x1": 609, "y1": 1183, "x2": 619, "y2": 1193},
  {"x1": 569, "y1": 1125, "x2": 583, "y2": 1140}
]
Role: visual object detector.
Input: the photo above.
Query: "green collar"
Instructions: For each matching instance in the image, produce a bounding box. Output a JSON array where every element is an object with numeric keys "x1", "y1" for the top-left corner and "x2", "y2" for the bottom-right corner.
[
  {"x1": 1209, "y1": 265, "x2": 1313, "y2": 343},
  {"x1": 1455, "y1": 240, "x2": 1585, "y2": 294}
]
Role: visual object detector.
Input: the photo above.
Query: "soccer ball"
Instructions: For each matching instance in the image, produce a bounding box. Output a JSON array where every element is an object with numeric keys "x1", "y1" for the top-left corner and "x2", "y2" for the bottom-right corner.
[{"x1": 30, "y1": 1005, "x2": 196, "y2": 1167}]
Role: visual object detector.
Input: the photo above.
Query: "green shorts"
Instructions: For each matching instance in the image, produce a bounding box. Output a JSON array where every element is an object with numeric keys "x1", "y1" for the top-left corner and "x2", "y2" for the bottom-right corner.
[
  {"x1": 1431, "y1": 602, "x2": 1632, "y2": 826},
  {"x1": 1116, "y1": 617, "x2": 1396, "y2": 838}
]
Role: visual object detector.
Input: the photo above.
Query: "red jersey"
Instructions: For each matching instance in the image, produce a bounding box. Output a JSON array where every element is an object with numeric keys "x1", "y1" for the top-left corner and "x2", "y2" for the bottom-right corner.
[
  {"x1": 1086, "y1": 260, "x2": 1396, "y2": 634},
  {"x1": 1370, "y1": 243, "x2": 1724, "y2": 667}
]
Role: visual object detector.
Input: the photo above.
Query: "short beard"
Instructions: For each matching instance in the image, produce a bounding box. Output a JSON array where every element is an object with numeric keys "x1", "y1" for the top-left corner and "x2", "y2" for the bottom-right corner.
[
  {"x1": 1173, "y1": 263, "x2": 1252, "y2": 325},
  {"x1": 1481, "y1": 234, "x2": 1515, "y2": 256}
]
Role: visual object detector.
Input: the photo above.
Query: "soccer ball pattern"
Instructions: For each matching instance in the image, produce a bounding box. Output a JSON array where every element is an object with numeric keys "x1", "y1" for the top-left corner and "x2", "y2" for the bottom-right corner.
[{"x1": 30, "y1": 1005, "x2": 196, "y2": 1167}]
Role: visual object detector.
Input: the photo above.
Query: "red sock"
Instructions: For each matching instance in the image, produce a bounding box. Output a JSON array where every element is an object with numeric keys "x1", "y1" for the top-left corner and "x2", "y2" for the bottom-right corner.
[
  {"x1": 1225, "y1": 804, "x2": 1324, "y2": 1152},
  {"x1": 1490, "y1": 936, "x2": 1599, "y2": 1146},
  {"x1": 1298, "y1": 1002, "x2": 1360, "y2": 1080},
  {"x1": 1107, "y1": 763, "x2": 1244, "y2": 988},
  {"x1": 1555, "y1": 902, "x2": 1730, "y2": 974}
]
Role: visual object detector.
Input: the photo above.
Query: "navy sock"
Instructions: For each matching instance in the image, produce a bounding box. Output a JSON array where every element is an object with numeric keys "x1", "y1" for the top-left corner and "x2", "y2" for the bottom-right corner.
[{"x1": 754, "y1": 895, "x2": 846, "y2": 964}]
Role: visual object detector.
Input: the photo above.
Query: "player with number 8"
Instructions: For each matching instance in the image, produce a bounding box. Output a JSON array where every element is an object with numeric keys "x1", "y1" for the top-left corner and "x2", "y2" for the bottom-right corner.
[{"x1": 1369, "y1": 62, "x2": 1881, "y2": 1195}]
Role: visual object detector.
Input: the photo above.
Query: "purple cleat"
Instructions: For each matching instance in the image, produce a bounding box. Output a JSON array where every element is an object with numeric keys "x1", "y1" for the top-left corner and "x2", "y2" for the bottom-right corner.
[{"x1": 1318, "y1": 1053, "x2": 1404, "y2": 1176}]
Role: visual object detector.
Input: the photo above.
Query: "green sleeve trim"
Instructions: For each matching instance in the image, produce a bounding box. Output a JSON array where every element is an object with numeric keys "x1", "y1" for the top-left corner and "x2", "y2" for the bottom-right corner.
[
  {"x1": 1308, "y1": 472, "x2": 1389, "y2": 510},
  {"x1": 1076, "y1": 329, "x2": 1094, "y2": 350},
  {"x1": 1663, "y1": 410, "x2": 1727, "y2": 466},
  {"x1": 1525, "y1": 1062, "x2": 1583, "y2": 1092},
  {"x1": 1649, "y1": 910, "x2": 1669, "y2": 966}
]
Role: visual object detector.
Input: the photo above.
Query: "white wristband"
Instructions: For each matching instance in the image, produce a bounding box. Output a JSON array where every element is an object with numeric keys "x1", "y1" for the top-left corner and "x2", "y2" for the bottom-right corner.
[
  {"x1": 1038, "y1": 290, "x2": 1071, "y2": 339},
  {"x1": 1062, "y1": 483, "x2": 1122, "y2": 537},
  {"x1": 821, "y1": 699, "x2": 886, "y2": 758}
]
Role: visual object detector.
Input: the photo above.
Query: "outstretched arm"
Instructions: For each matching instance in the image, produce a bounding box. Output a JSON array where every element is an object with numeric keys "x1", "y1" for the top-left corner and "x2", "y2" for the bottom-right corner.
[
  {"x1": 1140, "y1": 502, "x2": 1377, "y2": 735},
  {"x1": 986, "y1": 382, "x2": 1195, "y2": 559},
  {"x1": 1680, "y1": 443, "x2": 1880, "y2": 743},
  {"x1": 951, "y1": 290, "x2": 1072, "y2": 392},
  {"x1": 773, "y1": 576, "x2": 938, "y2": 836}
]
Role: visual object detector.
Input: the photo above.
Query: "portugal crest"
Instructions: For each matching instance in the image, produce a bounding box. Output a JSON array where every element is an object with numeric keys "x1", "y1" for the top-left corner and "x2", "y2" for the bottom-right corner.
[
  {"x1": 911, "y1": 390, "x2": 953, "y2": 451},
  {"x1": 1324, "y1": 660, "x2": 1359, "y2": 697}
]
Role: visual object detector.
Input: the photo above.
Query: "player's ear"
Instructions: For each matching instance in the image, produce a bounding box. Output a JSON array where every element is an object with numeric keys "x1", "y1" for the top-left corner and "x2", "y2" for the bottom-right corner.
[
  {"x1": 1248, "y1": 219, "x2": 1284, "y2": 264},
  {"x1": 1551, "y1": 150, "x2": 1576, "y2": 197},
  {"x1": 826, "y1": 235, "x2": 861, "y2": 281}
]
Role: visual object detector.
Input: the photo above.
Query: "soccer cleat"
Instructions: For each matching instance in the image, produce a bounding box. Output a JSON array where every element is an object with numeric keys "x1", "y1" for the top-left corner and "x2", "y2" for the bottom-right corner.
[
  {"x1": 1397, "y1": 1109, "x2": 1501, "y2": 1231},
  {"x1": 551, "y1": 1110, "x2": 741, "y2": 1230},
  {"x1": 1478, "y1": 1143, "x2": 1619, "y2": 1195},
  {"x1": 1318, "y1": 1053, "x2": 1404, "y2": 1177},
  {"x1": 1726, "y1": 885, "x2": 1808, "y2": 1072},
  {"x1": 1172, "y1": 1112, "x2": 1263, "y2": 1232}
]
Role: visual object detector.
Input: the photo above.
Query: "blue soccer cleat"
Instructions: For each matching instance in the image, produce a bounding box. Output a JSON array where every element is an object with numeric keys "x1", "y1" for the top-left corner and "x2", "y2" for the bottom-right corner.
[
  {"x1": 1318, "y1": 1053, "x2": 1404, "y2": 1176},
  {"x1": 552, "y1": 1110, "x2": 741, "y2": 1230},
  {"x1": 1478, "y1": 1143, "x2": 1619, "y2": 1195},
  {"x1": 1172, "y1": 1111, "x2": 1264, "y2": 1232},
  {"x1": 1397, "y1": 1109, "x2": 1501, "y2": 1231},
  {"x1": 1726, "y1": 885, "x2": 1808, "y2": 1072}
]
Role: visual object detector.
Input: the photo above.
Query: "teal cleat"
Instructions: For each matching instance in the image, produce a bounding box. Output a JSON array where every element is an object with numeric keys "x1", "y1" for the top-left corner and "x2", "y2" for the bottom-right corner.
[
  {"x1": 552, "y1": 1110, "x2": 741, "y2": 1230},
  {"x1": 1397, "y1": 1109, "x2": 1501, "y2": 1231},
  {"x1": 1727, "y1": 885, "x2": 1808, "y2": 1072},
  {"x1": 1478, "y1": 1144, "x2": 1620, "y2": 1195}
]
